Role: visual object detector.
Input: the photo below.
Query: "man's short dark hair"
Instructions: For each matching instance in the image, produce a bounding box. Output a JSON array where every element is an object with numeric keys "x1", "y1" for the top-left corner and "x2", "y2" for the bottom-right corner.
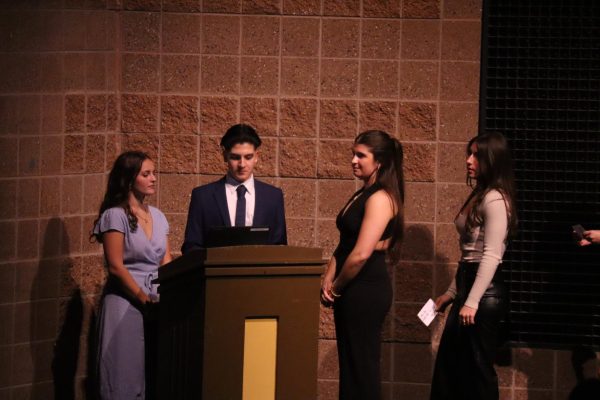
[{"x1": 220, "y1": 124, "x2": 262, "y2": 151}]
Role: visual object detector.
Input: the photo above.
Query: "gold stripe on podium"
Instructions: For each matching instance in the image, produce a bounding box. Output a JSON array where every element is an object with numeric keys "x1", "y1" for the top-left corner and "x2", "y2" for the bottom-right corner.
[{"x1": 242, "y1": 318, "x2": 278, "y2": 400}]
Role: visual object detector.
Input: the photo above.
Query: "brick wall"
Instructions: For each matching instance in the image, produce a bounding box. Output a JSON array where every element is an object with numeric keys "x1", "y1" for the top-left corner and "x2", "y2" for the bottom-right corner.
[{"x1": 0, "y1": 0, "x2": 580, "y2": 399}]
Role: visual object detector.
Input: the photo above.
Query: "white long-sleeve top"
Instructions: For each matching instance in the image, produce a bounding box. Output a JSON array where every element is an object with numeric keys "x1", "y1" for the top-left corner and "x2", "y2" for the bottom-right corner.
[{"x1": 445, "y1": 189, "x2": 509, "y2": 309}]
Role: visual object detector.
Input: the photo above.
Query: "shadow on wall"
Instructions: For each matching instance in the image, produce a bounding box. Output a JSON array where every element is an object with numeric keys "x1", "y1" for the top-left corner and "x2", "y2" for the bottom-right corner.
[{"x1": 29, "y1": 217, "x2": 99, "y2": 399}]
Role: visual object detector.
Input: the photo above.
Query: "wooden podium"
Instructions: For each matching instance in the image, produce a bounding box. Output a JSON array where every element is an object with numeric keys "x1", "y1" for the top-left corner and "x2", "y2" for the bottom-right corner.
[{"x1": 154, "y1": 246, "x2": 326, "y2": 400}]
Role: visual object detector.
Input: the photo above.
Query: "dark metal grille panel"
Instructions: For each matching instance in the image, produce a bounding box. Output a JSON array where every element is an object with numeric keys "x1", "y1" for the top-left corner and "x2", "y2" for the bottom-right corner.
[{"x1": 481, "y1": 0, "x2": 600, "y2": 349}]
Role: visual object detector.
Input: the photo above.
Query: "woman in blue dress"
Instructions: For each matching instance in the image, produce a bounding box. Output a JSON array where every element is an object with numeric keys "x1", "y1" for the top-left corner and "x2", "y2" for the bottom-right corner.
[{"x1": 92, "y1": 151, "x2": 172, "y2": 399}]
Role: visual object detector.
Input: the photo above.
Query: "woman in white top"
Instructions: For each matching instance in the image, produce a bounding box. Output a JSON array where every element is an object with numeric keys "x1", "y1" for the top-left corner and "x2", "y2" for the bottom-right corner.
[{"x1": 430, "y1": 132, "x2": 517, "y2": 400}]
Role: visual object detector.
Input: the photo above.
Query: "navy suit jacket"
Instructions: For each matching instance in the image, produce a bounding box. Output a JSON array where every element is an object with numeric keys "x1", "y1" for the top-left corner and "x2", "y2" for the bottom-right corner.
[{"x1": 181, "y1": 177, "x2": 287, "y2": 253}]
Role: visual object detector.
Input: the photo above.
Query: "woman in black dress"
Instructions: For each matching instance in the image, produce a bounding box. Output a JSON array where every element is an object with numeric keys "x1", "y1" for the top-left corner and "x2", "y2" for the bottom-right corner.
[{"x1": 321, "y1": 130, "x2": 405, "y2": 400}]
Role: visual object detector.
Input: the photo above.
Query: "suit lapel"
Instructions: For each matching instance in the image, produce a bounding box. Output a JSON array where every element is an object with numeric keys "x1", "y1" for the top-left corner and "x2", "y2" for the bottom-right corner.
[{"x1": 213, "y1": 178, "x2": 231, "y2": 227}]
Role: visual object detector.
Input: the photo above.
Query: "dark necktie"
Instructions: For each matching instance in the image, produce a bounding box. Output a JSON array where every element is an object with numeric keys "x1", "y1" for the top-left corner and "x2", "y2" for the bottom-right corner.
[{"x1": 235, "y1": 185, "x2": 247, "y2": 226}]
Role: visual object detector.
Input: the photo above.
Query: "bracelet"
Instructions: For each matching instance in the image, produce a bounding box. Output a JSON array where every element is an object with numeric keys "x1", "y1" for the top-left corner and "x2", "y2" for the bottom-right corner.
[{"x1": 330, "y1": 287, "x2": 341, "y2": 298}]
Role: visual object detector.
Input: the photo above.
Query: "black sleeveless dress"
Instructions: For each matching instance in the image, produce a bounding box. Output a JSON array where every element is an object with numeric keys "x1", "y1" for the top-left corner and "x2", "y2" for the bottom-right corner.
[{"x1": 333, "y1": 183, "x2": 394, "y2": 400}]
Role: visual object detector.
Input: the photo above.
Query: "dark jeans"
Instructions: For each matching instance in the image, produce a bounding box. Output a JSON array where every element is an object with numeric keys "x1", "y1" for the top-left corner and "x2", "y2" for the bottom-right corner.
[{"x1": 430, "y1": 262, "x2": 507, "y2": 400}]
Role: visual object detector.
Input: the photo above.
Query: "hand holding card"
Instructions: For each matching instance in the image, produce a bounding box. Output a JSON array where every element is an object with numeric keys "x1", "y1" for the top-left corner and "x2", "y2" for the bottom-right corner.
[{"x1": 417, "y1": 298, "x2": 438, "y2": 327}]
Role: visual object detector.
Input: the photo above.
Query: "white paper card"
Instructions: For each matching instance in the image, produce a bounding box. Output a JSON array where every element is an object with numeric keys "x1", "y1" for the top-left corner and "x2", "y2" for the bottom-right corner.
[{"x1": 417, "y1": 298, "x2": 437, "y2": 327}]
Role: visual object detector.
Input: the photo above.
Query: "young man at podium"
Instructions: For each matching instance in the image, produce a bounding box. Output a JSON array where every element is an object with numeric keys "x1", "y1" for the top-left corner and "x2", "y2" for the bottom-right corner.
[{"x1": 182, "y1": 124, "x2": 287, "y2": 253}]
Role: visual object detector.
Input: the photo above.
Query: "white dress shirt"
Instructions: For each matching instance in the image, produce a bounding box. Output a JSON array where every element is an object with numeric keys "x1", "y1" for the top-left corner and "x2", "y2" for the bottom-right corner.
[{"x1": 225, "y1": 174, "x2": 256, "y2": 227}]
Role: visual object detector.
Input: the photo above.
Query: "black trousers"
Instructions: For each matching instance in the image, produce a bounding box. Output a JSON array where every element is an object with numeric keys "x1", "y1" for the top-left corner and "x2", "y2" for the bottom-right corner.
[{"x1": 430, "y1": 262, "x2": 507, "y2": 400}]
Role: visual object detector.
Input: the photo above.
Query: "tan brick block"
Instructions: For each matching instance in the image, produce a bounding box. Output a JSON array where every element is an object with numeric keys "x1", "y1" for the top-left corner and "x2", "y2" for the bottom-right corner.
[
  {"x1": 85, "y1": 135, "x2": 106, "y2": 173},
  {"x1": 280, "y1": 178, "x2": 316, "y2": 218},
  {"x1": 398, "y1": 102, "x2": 436, "y2": 141},
  {"x1": 243, "y1": 0, "x2": 281, "y2": 14},
  {"x1": 321, "y1": 18, "x2": 359, "y2": 58},
  {"x1": 319, "y1": 100, "x2": 358, "y2": 139},
  {"x1": 360, "y1": 60, "x2": 398, "y2": 99},
  {"x1": 123, "y1": 0, "x2": 162, "y2": 11},
  {"x1": 17, "y1": 178, "x2": 40, "y2": 218},
  {"x1": 441, "y1": 61, "x2": 480, "y2": 101},
  {"x1": 0, "y1": 221, "x2": 16, "y2": 260},
  {"x1": 0, "y1": 179, "x2": 16, "y2": 219},
  {"x1": 159, "y1": 174, "x2": 197, "y2": 213},
  {"x1": 161, "y1": 96, "x2": 199, "y2": 134},
  {"x1": 122, "y1": 11, "x2": 160, "y2": 52},
  {"x1": 318, "y1": 301, "x2": 336, "y2": 338},
  {"x1": 436, "y1": 183, "x2": 470, "y2": 223},
  {"x1": 361, "y1": 19, "x2": 400, "y2": 59},
  {"x1": 86, "y1": 95, "x2": 107, "y2": 132},
  {"x1": 286, "y1": 218, "x2": 315, "y2": 247},
  {"x1": 279, "y1": 138, "x2": 317, "y2": 177},
  {"x1": 121, "y1": 94, "x2": 159, "y2": 133},
  {"x1": 199, "y1": 136, "x2": 226, "y2": 175},
  {"x1": 0, "y1": 96, "x2": 18, "y2": 134},
  {"x1": 86, "y1": 53, "x2": 107, "y2": 91},
  {"x1": 83, "y1": 174, "x2": 104, "y2": 214},
  {"x1": 281, "y1": 57, "x2": 319, "y2": 96},
  {"x1": 62, "y1": 176, "x2": 83, "y2": 215},
  {"x1": 40, "y1": 136, "x2": 63, "y2": 175},
  {"x1": 400, "y1": 61, "x2": 439, "y2": 101},
  {"x1": 317, "y1": 339, "x2": 338, "y2": 380},
  {"x1": 80, "y1": 254, "x2": 107, "y2": 295},
  {"x1": 403, "y1": 142, "x2": 435, "y2": 182},
  {"x1": 401, "y1": 20, "x2": 440, "y2": 60},
  {"x1": 122, "y1": 133, "x2": 159, "y2": 161},
  {"x1": 317, "y1": 379, "x2": 339, "y2": 400},
  {"x1": 65, "y1": 94, "x2": 85, "y2": 133},
  {"x1": 163, "y1": 0, "x2": 202, "y2": 12},
  {"x1": 202, "y1": 15, "x2": 240, "y2": 55},
  {"x1": 405, "y1": 182, "x2": 435, "y2": 223},
  {"x1": 439, "y1": 102, "x2": 478, "y2": 142},
  {"x1": 403, "y1": 0, "x2": 441, "y2": 18},
  {"x1": 443, "y1": 0, "x2": 482, "y2": 19},
  {"x1": 18, "y1": 219, "x2": 39, "y2": 259},
  {"x1": 121, "y1": 54, "x2": 160, "y2": 92},
  {"x1": 437, "y1": 142, "x2": 466, "y2": 183},
  {"x1": 255, "y1": 137, "x2": 277, "y2": 177},
  {"x1": 283, "y1": 0, "x2": 321, "y2": 15},
  {"x1": 165, "y1": 213, "x2": 187, "y2": 257},
  {"x1": 392, "y1": 382, "x2": 431, "y2": 399},
  {"x1": 62, "y1": 216, "x2": 83, "y2": 255},
  {"x1": 39, "y1": 95, "x2": 62, "y2": 133},
  {"x1": 318, "y1": 180, "x2": 356, "y2": 218},
  {"x1": 395, "y1": 262, "x2": 432, "y2": 302},
  {"x1": 200, "y1": 96, "x2": 239, "y2": 136},
  {"x1": 241, "y1": 56, "x2": 279, "y2": 95},
  {"x1": 280, "y1": 98, "x2": 317, "y2": 138},
  {"x1": 316, "y1": 219, "x2": 338, "y2": 258},
  {"x1": 359, "y1": 101, "x2": 397, "y2": 135},
  {"x1": 107, "y1": 94, "x2": 119, "y2": 132},
  {"x1": 160, "y1": 135, "x2": 198, "y2": 173},
  {"x1": 433, "y1": 263, "x2": 457, "y2": 298},
  {"x1": 320, "y1": 59, "x2": 359, "y2": 97},
  {"x1": 363, "y1": 0, "x2": 401, "y2": 18},
  {"x1": 64, "y1": 53, "x2": 86, "y2": 90},
  {"x1": 241, "y1": 16, "x2": 280, "y2": 56},
  {"x1": 203, "y1": 0, "x2": 241, "y2": 13},
  {"x1": 393, "y1": 303, "x2": 431, "y2": 342},
  {"x1": 442, "y1": 21, "x2": 481, "y2": 61},
  {"x1": 17, "y1": 95, "x2": 41, "y2": 134},
  {"x1": 63, "y1": 135, "x2": 84, "y2": 173},
  {"x1": 201, "y1": 55, "x2": 240, "y2": 94},
  {"x1": 240, "y1": 97, "x2": 277, "y2": 137},
  {"x1": 40, "y1": 53, "x2": 63, "y2": 92},
  {"x1": 163, "y1": 13, "x2": 201, "y2": 53},
  {"x1": 317, "y1": 140, "x2": 354, "y2": 179},
  {"x1": 435, "y1": 223, "x2": 460, "y2": 264},
  {"x1": 0, "y1": 138, "x2": 18, "y2": 177},
  {"x1": 282, "y1": 17, "x2": 319, "y2": 56},
  {"x1": 400, "y1": 223, "x2": 434, "y2": 261},
  {"x1": 18, "y1": 136, "x2": 41, "y2": 177},
  {"x1": 161, "y1": 55, "x2": 200, "y2": 93},
  {"x1": 392, "y1": 343, "x2": 433, "y2": 382}
]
